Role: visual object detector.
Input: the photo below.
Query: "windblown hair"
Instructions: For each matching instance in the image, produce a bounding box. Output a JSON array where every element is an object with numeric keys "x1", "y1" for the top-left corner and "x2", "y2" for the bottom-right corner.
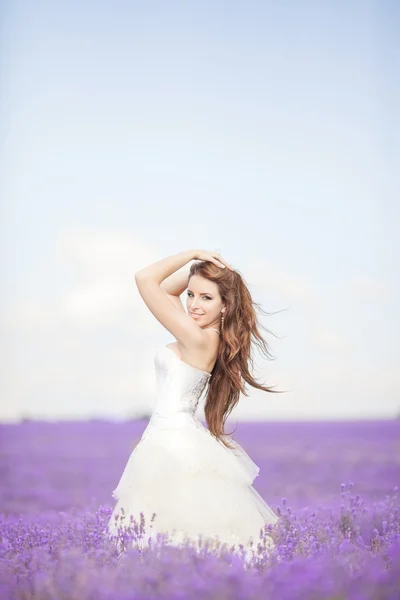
[{"x1": 188, "y1": 260, "x2": 286, "y2": 450}]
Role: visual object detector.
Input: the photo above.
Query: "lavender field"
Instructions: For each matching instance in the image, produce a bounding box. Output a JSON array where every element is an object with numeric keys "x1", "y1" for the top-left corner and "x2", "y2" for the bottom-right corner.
[{"x1": 0, "y1": 419, "x2": 399, "y2": 599}]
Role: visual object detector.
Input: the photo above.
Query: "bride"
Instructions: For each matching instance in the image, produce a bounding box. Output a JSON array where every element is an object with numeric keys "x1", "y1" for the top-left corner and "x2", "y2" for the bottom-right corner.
[{"x1": 107, "y1": 249, "x2": 281, "y2": 554}]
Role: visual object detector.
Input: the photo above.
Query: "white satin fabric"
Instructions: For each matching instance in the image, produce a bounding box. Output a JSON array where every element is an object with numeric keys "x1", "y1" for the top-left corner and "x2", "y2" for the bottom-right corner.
[{"x1": 107, "y1": 344, "x2": 279, "y2": 552}]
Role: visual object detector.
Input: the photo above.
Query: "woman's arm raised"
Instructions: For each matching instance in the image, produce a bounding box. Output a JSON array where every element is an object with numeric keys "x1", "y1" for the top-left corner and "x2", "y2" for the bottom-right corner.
[
  {"x1": 135, "y1": 250, "x2": 197, "y2": 284},
  {"x1": 134, "y1": 250, "x2": 205, "y2": 347},
  {"x1": 160, "y1": 267, "x2": 190, "y2": 297},
  {"x1": 159, "y1": 268, "x2": 190, "y2": 314}
]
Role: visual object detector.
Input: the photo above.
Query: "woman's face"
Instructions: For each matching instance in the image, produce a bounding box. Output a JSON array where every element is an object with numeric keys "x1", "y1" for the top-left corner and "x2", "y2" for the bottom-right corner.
[{"x1": 186, "y1": 275, "x2": 225, "y2": 328}]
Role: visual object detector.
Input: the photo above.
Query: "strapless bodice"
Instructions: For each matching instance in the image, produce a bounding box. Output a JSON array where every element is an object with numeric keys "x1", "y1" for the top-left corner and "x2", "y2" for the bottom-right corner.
[
  {"x1": 153, "y1": 345, "x2": 211, "y2": 414},
  {"x1": 140, "y1": 345, "x2": 212, "y2": 441}
]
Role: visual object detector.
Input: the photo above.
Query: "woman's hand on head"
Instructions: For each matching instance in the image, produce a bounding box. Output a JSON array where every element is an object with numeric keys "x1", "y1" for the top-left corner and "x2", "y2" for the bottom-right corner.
[{"x1": 193, "y1": 250, "x2": 233, "y2": 271}]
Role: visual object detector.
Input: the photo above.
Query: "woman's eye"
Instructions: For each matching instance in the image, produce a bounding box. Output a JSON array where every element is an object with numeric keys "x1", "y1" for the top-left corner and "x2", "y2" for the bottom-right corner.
[{"x1": 187, "y1": 293, "x2": 211, "y2": 300}]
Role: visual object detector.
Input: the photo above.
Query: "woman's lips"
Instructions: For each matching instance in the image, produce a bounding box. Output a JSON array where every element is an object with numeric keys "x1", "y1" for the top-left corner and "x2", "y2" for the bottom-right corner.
[{"x1": 191, "y1": 313, "x2": 203, "y2": 319}]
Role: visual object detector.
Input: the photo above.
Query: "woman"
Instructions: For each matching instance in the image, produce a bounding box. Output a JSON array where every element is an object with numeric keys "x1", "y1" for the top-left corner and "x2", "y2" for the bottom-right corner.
[{"x1": 108, "y1": 249, "x2": 281, "y2": 554}]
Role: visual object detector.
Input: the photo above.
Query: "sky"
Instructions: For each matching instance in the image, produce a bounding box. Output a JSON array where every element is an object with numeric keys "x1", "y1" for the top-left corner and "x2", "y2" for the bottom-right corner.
[{"x1": 0, "y1": 0, "x2": 399, "y2": 423}]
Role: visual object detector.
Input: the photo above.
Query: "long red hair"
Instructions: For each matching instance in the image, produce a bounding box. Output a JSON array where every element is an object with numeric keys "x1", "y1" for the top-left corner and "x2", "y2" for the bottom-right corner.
[{"x1": 188, "y1": 261, "x2": 286, "y2": 450}]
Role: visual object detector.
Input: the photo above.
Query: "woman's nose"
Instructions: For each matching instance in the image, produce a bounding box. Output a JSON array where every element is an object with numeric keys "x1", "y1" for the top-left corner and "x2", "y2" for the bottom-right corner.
[{"x1": 191, "y1": 299, "x2": 201, "y2": 309}]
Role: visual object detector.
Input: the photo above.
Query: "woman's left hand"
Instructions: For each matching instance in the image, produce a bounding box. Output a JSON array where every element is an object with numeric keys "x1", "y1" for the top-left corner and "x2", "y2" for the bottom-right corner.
[{"x1": 193, "y1": 249, "x2": 233, "y2": 271}]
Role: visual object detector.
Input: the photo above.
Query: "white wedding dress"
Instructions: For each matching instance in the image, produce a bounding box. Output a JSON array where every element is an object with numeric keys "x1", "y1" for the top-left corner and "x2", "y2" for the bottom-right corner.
[{"x1": 108, "y1": 339, "x2": 279, "y2": 553}]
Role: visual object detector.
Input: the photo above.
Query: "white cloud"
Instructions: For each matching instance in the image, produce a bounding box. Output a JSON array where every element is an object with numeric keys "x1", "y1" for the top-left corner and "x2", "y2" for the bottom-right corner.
[{"x1": 1, "y1": 226, "x2": 160, "y2": 332}]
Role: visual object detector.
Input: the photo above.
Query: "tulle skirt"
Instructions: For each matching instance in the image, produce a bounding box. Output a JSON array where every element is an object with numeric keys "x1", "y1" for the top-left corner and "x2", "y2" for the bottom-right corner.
[{"x1": 107, "y1": 414, "x2": 279, "y2": 554}]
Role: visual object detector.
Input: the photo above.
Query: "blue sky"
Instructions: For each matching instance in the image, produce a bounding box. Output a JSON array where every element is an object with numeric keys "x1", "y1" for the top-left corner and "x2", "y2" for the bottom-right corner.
[{"x1": 0, "y1": 1, "x2": 398, "y2": 422}]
